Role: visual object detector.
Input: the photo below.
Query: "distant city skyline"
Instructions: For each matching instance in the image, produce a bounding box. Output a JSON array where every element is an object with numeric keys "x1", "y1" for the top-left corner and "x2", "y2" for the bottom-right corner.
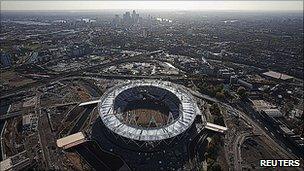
[{"x1": 1, "y1": 1, "x2": 303, "y2": 12}]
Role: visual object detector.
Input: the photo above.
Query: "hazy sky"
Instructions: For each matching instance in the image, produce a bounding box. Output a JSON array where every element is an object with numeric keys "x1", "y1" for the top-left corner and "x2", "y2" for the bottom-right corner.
[{"x1": 1, "y1": 1, "x2": 303, "y2": 11}]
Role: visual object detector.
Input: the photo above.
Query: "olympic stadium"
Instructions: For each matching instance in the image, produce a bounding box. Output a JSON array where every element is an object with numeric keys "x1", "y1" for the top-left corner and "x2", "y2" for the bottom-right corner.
[
  {"x1": 62, "y1": 80, "x2": 227, "y2": 170},
  {"x1": 98, "y1": 80, "x2": 203, "y2": 144}
]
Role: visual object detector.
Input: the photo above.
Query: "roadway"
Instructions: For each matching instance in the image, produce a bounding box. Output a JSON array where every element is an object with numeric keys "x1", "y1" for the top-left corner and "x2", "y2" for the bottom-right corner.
[
  {"x1": 218, "y1": 98, "x2": 300, "y2": 170},
  {"x1": 0, "y1": 111, "x2": 22, "y2": 120},
  {"x1": 1, "y1": 54, "x2": 198, "y2": 99},
  {"x1": 233, "y1": 132, "x2": 251, "y2": 171},
  {"x1": 1, "y1": 53, "x2": 150, "y2": 97},
  {"x1": 226, "y1": 101, "x2": 300, "y2": 160},
  {"x1": 36, "y1": 90, "x2": 52, "y2": 169},
  {"x1": 69, "y1": 105, "x2": 95, "y2": 134},
  {"x1": 236, "y1": 101, "x2": 304, "y2": 159},
  {"x1": 2, "y1": 52, "x2": 220, "y2": 99}
]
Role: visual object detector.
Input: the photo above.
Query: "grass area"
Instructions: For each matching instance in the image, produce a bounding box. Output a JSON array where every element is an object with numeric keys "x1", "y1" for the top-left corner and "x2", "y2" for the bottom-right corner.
[
  {"x1": 24, "y1": 43, "x2": 41, "y2": 51},
  {"x1": 1, "y1": 70, "x2": 35, "y2": 87}
]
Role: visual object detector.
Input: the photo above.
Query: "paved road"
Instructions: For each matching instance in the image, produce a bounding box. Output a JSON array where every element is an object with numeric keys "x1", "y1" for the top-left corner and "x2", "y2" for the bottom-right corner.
[
  {"x1": 36, "y1": 91, "x2": 52, "y2": 168},
  {"x1": 236, "y1": 101, "x2": 303, "y2": 159},
  {"x1": 226, "y1": 102, "x2": 298, "y2": 159},
  {"x1": 1, "y1": 54, "x2": 148, "y2": 97},
  {"x1": 233, "y1": 132, "x2": 251, "y2": 171}
]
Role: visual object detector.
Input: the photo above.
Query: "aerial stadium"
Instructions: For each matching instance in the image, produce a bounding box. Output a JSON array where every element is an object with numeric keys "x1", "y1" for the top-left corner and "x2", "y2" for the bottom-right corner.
[
  {"x1": 98, "y1": 80, "x2": 203, "y2": 144},
  {"x1": 59, "y1": 80, "x2": 227, "y2": 170},
  {"x1": 89, "y1": 80, "x2": 208, "y2": 169}
]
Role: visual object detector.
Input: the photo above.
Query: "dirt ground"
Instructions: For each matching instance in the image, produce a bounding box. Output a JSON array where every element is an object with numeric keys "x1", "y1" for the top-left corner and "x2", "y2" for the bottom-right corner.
[
  {"x1": 1, "y1": 71, "x2": 35, "y2": 87},
  {"x1": 241, "y1": 136, "x2": 301, "y2": 171}
]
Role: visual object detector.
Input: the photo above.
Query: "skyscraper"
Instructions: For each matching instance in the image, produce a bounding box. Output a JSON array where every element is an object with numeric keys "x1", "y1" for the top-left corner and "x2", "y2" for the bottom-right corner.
[
  {"x1": 122, "y1": 10, "x2": 140, "y2": 25},
  {"x1": 132, "y1": 10, "x2": 139, "y2": 23},
  {"x1": 113, "y1": 14, "x2": 121, "y2": 26},
  {"x1": 123, "y1": 11, "x2": 131, "y2": 24}
]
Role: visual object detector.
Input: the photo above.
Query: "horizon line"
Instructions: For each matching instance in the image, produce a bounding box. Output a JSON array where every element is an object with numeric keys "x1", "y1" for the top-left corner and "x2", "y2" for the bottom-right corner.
[{"x1": 1, "y1": 9, "x2": 303, "y2": 12}]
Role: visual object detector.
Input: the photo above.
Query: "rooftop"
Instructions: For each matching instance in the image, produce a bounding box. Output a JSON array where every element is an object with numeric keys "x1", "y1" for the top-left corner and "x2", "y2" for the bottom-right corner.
[
  {"x1": 56, "y1": 132, "x2": 86, "y2": 149},
  {"x1": 262, "y1": 71, "x2": 293, "y2": 80},
  {"x1": 262, "y1": 108, "x2": 283, "y2": 118}
]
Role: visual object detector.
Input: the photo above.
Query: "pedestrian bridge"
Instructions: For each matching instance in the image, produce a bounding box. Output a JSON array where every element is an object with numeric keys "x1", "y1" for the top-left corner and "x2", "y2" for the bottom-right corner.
[
  {"x1": 79, "y1": 100, "x2": 101, "y2": 107},
  {"x1": 205, "y1": 122, "x2": 228, "y2": 133}
]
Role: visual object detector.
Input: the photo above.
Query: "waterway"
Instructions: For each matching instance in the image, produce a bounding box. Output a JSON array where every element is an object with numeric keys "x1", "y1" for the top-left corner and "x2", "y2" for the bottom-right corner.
[
  {"x1": 0, "y1": 104, "x2": 10, "y2": 161},
  {"x1": 3, "y1": 20, "x2": 51, "y2": 25},
  {"x1": 69, "y1": 105, "x2": 95, "y2": 134}
]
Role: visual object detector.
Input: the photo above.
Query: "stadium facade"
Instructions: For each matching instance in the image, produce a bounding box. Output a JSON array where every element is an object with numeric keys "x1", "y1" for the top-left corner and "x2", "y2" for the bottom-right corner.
[
  {"x1": 96, "y1": 80, "x2": 206, "y2": 151},
  {"x1": 81, "y1": 80, "x2": 226, "y2": 170}
]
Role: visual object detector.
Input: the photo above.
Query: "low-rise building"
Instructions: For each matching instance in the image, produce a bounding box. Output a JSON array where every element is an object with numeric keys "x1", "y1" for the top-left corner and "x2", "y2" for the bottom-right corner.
[
  {"x1": 262, "y1": 108, "x2": 283, "y2": 118},
  {"x1": 56, "y1": 132, "x2": 86, "y2": 149},
  {"x1": 0, "y1": 151, "x2": 30, "y2": 171}
]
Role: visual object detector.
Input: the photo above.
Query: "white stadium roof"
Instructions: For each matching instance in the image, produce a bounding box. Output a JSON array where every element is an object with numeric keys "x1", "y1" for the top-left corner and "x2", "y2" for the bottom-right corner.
[{"x1": 98, "y1": 80, "x2": 202, "y2": 141}]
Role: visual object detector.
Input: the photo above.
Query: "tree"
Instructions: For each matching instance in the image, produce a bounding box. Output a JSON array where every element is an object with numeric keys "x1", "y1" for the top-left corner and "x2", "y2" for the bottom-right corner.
[
  {"x1": 210, "y1": 163, "x2": 222, "y2": 171},
  {"x1": 215, "y1": 91, "x2": 225, "y2": 100},
  {"x1": 237, "y1": 86, "x2": 247, "y2": 99},
  {"x1": 210, "y1": 103, "x2": 221, "y2": 116}
]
